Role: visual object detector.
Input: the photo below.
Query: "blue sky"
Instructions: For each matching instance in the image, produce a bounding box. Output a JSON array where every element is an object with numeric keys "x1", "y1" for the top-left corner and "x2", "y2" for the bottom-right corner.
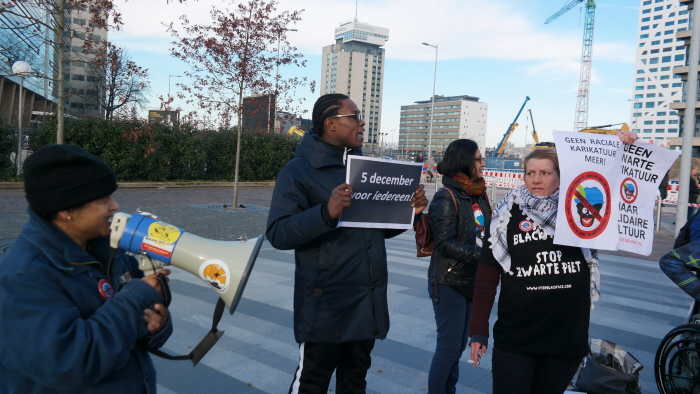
[{"x1": 110, "y1": 0, "x2": 642, "y2": 148}]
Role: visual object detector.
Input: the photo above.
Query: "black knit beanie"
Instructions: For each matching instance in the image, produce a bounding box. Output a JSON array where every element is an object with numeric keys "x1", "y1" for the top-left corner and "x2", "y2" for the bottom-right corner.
[{"x1": 23, "y1": 144, "x2": 117, "y2": 214}]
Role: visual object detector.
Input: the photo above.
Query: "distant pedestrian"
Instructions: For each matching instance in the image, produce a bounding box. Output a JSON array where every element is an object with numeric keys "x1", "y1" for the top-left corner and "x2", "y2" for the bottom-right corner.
[{"x1": 266, "y1": 94, "x2": 428, "y2": 394}]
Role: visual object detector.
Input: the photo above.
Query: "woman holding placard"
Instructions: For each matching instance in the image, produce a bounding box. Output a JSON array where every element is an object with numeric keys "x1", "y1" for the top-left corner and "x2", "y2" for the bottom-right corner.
[
  {"x1": 469, "y1": 128, "x2": 637, "y2": 394},
  {"x1": 426, "y1": 138, "x2": 490, "y2": 394}
]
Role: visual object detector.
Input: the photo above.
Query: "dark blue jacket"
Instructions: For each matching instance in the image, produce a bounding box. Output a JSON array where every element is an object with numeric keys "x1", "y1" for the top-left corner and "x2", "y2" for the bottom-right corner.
[
  {"x1": 0, "y1": 209, "x2": 172, "y2": 393},
  {"x1": 266, "y1": 133, "x2": 404, "y2": 343}
]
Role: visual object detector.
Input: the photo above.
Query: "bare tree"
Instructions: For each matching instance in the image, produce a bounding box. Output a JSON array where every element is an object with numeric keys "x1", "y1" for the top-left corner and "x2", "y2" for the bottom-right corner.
[
  {"x1": 83, "y1": 42, "x2": 149, "y2": 120},
  {"x1": 166, "y1": 0, "x2": 312, "y2": 208},
  {"x1": 0, "y1": 0, "x2": 184, "y2": 143}
]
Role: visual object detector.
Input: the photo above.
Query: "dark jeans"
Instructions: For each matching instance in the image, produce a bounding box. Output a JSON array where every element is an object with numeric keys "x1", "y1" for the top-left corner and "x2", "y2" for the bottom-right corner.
[
  {"x1": 288, "y1": 340, "x2": 375, "y2": 394},
  {"x1": 428, "y1": 283, "x2": 473, "y2": 394},
  {"x1": 491, "y1": 348, "x2": 583, "y2": 394}
]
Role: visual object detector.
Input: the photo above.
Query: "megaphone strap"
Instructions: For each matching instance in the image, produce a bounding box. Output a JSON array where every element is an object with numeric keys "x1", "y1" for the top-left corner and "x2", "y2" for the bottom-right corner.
[
  {"x1": 149, "y1": 298, "x2": 226, "y2": 366},
  {"x1": 156, "y1": 273, "x2": 171, "y2": 308}
]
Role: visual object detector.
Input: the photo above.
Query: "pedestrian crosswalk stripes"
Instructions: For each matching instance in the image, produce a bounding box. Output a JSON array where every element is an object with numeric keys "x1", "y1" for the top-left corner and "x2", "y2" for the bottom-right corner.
[{"x1": 154, "y1": 233, "x2": 681, "y2": 393}]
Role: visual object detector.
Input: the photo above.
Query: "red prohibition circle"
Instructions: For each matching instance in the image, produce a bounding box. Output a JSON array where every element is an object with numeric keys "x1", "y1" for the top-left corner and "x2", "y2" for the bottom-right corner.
[
  {"x1": 619, "y1": 177, "x2": 638, "y2": 204},
  {"x1": 564, "y1": 171, "x2": 611, "y2": 239}
]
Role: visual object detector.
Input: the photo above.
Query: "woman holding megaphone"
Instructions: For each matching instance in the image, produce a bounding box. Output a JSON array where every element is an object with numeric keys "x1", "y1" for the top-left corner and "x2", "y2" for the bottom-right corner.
[{"x1": 0, "y1": 144, "x2": 172, "y2": 393}]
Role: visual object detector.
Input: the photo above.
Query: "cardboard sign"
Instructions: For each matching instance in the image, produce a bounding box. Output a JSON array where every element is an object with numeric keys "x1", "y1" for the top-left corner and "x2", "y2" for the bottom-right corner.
[
  {"x1": 552, "y1": 131, "x2": 679, "y2": 255},
  {"x1": 338, "y1": 156, "x2": 423, "y2": 229}
]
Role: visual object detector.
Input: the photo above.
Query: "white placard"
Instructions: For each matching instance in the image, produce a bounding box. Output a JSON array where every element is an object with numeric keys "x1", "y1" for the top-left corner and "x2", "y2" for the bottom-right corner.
[{"x1": 552, "y1": 131, "x2": 678, "y2": 255}]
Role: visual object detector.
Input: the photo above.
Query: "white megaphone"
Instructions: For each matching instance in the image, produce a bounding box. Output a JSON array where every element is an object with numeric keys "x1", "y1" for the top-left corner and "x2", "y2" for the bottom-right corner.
[{"x1": 109, "y1": 210, "x2": 263, "y2": 315}]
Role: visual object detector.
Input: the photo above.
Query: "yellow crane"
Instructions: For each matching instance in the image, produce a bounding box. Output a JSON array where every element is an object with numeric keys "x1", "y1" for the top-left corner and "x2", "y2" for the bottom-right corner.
[
  {"x1": 287, "y1": 126, "x2": 305, "y2": 138},
  {"x1": 530, "y1": 122, "x2": 630, "y2": 152},
  {"x1": 528, "y1": 109, "x2": 556, "y2": 151},
  {"x1": 580, "y1": 122, "x2": 630, "y2": 135},
  {"x1": 495, "y1": 123, "x2": 519, "y2": 157}
]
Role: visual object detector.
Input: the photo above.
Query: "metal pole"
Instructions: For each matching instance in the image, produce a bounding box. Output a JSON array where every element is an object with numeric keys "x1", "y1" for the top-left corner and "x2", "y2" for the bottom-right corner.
[
  {"x1": 168, "y1": 75, "x2": 181, "y2": 109},
  {"x1": 16, "y1": 76, "x2": 23, "y2": 175},
  {"x1": 273, "y1": 29, "x2": 296, "y2": 134},
  {"x1": 656, "y1": 197, "x2": 662, "y2": 232},
  {"x1": 490, "y1": 182, "x2": 497, "y2": 207},
  {"x1": 422, "y1": 43, "x2": 438, "y2": 166},
  {"x1": 675, "y1": 2, "x2": 700, "y2": 236},
  {"x1": 275, "y1": 33, "x2": 281, "y2": 95}
]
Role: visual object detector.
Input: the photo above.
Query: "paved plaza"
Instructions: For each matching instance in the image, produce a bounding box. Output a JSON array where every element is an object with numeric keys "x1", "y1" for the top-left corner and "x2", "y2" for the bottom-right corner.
[{"x1": 0, "y1": 184, "x2": 690, "y2": 393}]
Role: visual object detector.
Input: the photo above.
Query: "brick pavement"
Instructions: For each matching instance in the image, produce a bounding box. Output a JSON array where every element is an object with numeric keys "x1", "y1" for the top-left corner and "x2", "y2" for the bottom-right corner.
[{"x1": 0, "y1": 184, "x2": 688, "y2": 393}]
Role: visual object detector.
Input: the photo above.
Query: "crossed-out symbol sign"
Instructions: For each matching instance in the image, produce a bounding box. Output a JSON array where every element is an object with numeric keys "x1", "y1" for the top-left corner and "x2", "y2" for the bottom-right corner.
[
  {"x1": 620, "y1": 177, "x2": 638, "y2": 204},
  {"x1": 564, "y1": 171, "x2": 612, "y2": 239}
]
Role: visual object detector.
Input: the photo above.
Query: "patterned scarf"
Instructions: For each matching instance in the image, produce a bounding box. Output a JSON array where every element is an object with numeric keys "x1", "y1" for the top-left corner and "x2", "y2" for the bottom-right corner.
[
  {"x1": 489, "y1": 185, "x2": 601, "y2": 306},
  {"x1": 452, "y1": 173, "x2": 491, "y2": 212}
]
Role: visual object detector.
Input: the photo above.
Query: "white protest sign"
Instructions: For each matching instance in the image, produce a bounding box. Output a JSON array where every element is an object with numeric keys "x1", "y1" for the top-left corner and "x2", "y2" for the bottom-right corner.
[
  {"x1": 338, "y1": 156, "x2": 423, "y2": 230},
  {"x1": 617, "y1": 142, "x2": 679, "y2": 254},
  {"x1": 553, "y1": 131, "x2": 621, "y2": 250},
  {"x1": 552, "y1": 131, "x2": 679, "y2": 255}
]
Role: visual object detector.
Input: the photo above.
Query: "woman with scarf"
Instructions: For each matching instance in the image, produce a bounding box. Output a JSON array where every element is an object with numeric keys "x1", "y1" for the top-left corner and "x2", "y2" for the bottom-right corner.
[
  {"x1": 468, "y1": 138, "x2": 635, "y2": 394},
  {"x1": 427, "y1": 139, "x2": 490, "y2": 394}
]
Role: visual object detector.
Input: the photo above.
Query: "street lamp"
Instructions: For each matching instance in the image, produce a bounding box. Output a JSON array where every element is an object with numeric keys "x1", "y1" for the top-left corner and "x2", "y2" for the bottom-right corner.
[
  {"x1": 390, "y1": 129, "x2": 396, "y2": 157},
  {"x1": 168, "y1": 74, "x2": 182, "y2": 107},
  {"x1": 12, "y1": 60, "x2": 32, "y2": 175},
  {"x1": 274, "y1": 28, "x2": 297, "y2": 133},
  {"x1": 378, "y1": 132, "x2": 388, "y2": 156},
  {"x1": 422, "y1": 42, "x2": 438, "y2": 165}
]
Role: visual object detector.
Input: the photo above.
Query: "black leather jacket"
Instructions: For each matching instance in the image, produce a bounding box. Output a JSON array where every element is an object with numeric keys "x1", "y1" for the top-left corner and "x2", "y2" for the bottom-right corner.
[{"x1": 427, "y1": 176, "x2": 491, "y2": 302}]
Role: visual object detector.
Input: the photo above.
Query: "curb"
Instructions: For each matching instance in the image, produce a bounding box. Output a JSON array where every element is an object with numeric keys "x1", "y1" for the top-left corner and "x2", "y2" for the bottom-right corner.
[{"x1": 0, "y1": 182, "x2": 275, "y2": 189}]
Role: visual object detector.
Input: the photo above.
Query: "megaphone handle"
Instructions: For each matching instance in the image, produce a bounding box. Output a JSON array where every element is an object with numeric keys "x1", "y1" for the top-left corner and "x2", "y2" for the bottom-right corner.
[
  {"x1": 156, "y1": 273, "x2": 171, "y2": 308},
  {"x1": 148, "y1": 298, "x2": 226, "y2": 366}
]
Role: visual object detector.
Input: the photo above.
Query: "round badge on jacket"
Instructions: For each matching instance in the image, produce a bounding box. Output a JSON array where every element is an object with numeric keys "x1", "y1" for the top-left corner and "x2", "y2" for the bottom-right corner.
[
  {"x1": 97, "y1": 279, "x2": 115, "y2": 299},
  {"x1": 519, "y1": 220, "x2": 534, "y2": 232}
]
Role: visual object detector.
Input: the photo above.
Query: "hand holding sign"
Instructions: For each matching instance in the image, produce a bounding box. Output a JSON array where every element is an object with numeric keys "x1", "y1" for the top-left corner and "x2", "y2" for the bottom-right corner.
[
  {"x1": 328, "y1": 183, "x2": 354, "y2": 219},
  {"x1": 339, "y1": 156, "x2": 423, "y2": 229},
  {"x1": 616, "y1": 129, "x2": 638, "y2": 145},
  {"x1": 553, "y1": 131, "x2": 678, "y2": 255},
  {"x1": 411, "y1": 184, "x2": 428, "y2": 215}
]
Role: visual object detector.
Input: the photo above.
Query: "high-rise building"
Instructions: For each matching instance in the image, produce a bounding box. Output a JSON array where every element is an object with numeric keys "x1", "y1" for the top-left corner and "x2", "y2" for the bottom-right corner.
[
  {"x1": 63, "y1": 8, "x2": 108, "y2": 117},
  {"x1": 398, "y1": 95, "x2": 488, "y2": 162},
  {"x1": 320, "y1": 21, "x2": 389, "y2": 152},
  {"x1": 667, "y1": 0, "x2": 700, "y2": 155},
  {"x1": 0, "y1": 5, "x2": 57, "y2": 128},
  {"x1": 630, "y1": 0, "x2": 690, "y2": 147}
]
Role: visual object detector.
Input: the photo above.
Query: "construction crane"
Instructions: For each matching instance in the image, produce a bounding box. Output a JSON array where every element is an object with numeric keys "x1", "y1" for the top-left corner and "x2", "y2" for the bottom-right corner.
[
  {"x1": 528, "y1": 109, "x2": 556, "y2": 151},
  {"x1": 287, "y1": 126, "x2": 305, "y2": 138},
  {"x1": 495, "y1": 123, "x2": 519, "y2": 157},
  {"x1": 528, "y1": 109, "x2": 539, "y2": 144},
  {"x1": 545, "y1": 0, "x2": 596, "y2": 132},
  {"x1": 493, "y1": 96, "x2": 530, "y2": 157}
]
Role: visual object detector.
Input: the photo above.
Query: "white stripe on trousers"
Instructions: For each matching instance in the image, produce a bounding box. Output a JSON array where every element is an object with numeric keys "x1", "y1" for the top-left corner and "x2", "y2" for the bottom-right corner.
[{"x1": 290, "y1": 342, "x2": 305, "y2": 394}]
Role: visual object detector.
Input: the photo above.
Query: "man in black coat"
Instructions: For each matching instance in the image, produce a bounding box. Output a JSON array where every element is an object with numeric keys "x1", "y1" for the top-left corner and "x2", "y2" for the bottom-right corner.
[{"x1": 267, "y1": 94, "x2": 428, "y2": 394}]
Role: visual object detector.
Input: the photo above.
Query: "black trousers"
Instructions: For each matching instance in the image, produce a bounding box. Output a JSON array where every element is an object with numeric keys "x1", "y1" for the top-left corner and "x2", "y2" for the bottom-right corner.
[
  {"x1": 491, "y1": 348, "x2": 583, "y2": 394},
  {"x1": 288, "y1": 339, "x2": 375, "y2": 394}
]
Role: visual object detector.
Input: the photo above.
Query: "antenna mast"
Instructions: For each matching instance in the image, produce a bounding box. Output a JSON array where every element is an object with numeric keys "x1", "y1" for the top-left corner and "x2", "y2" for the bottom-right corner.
[{"x1": 355, "y1": 0, "x2": 358, "y2": 22}]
